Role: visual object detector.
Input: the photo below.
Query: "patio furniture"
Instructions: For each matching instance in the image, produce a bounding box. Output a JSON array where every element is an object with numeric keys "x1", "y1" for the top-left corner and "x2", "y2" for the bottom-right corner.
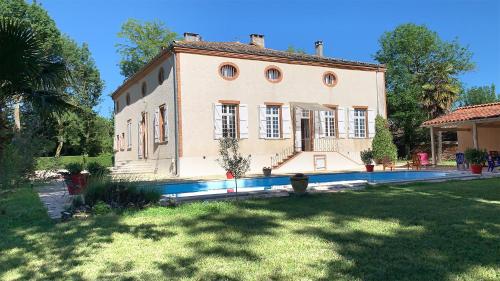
[
  {"x1": 488, "y1": 151, "x2": 500, "y2": 172},
  {"x1": 407, "y1": 154, "x2": 421, "y2": 170},
  {"x1": 417, "y1": 152, "x2": 431, "y2": 168},
  {"x1": 456, "y1": 152, "x2": 466, "y2": 170},
  {"x1": 382, "y1": 156, "x2": 395, "y2": 171}
]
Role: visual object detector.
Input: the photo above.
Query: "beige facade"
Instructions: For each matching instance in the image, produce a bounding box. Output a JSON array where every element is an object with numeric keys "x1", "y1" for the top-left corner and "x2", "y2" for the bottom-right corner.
[{"x1": 112, "y1": 35, "x2": 387, "y2": 177}]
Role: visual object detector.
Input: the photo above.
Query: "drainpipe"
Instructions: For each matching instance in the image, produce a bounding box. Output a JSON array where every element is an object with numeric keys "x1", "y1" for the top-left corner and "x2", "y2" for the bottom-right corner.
[{"x1": 172, "y1": 52, "x2": 180, "y2": 176}]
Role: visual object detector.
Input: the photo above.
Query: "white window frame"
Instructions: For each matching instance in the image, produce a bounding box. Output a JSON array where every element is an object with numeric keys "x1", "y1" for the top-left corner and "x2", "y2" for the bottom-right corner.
[
  {"x1": 127, "y1": 120, "x2": 132, "y2": 149},
  {"x1": 354, "y1": 109, "x2": 367, "y2": 138},
  {"x1": 221, "y1": 104, "x2": 237, "y2": 138},
  {"x1": 266, "y1": 105, "x2": 281, "y2": 139},
  {"x1": 324, "y1": 110, "x2": 336, "y2": 137}
]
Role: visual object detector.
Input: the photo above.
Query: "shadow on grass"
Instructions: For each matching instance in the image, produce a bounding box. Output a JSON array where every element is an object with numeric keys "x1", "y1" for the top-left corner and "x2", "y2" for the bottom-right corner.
[{"x1": 0, "y1": 179, "x2": 499, "y2": 280}]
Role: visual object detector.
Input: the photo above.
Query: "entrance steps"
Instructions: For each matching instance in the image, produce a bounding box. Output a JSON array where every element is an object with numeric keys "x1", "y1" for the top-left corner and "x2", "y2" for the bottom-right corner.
[
  {"x1": 274, "y1": 151, "x2": 363, "y2": 174},
  {"x1": 111, "y1": 160, "x2": 157, "y2": 175}
]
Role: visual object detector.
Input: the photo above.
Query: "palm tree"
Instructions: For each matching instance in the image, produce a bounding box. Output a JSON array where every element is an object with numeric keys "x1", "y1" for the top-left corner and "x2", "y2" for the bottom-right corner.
[
  {"x1": 0, "y1": 17, "x2": 72, "y2": 152},
  {"x1": 420, "y1": 63, "x2": 461, "y2": 119}
]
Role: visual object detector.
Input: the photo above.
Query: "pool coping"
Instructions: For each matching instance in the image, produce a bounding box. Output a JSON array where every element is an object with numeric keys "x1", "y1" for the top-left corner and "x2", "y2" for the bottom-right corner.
[{"x1": 159, "y1": 171, "x2": 500, "y2": 205}]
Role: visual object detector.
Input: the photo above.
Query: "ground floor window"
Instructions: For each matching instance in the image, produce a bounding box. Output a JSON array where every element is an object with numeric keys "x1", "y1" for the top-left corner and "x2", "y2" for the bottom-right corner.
[
  {"x1": 222, "y1": 104, "x2": 237, "y2": 138},
  {"x1": 159, "y1": 105, "x2": 167, "y2": 142},
  {"x1": 354, "y1": 109, "x2": 367, "y2": 138},
  {"x1": 127, "y1": 120, "x2": 132, "y2": 149},
  {"x1": 324, "y1": 110, "x2": 336, "y2": 137},
  {"x1": 266, "y1": 106, "x2": 281, "y2": 138}
]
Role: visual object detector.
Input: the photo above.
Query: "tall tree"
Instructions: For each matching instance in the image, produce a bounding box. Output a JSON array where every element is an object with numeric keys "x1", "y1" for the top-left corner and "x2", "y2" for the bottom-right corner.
[
  {"x1": 374, "y1": 23, "x2": 474, "y2": 156},
  {"x1": 0, "y1": 17, "x2": 71, "y2": 154},
  {"x1": 116, "y1": 19, "x2": 179, "y2": 78},
  {"x1": 457, "y1": 84, "x2": 498, "y2": 107}
]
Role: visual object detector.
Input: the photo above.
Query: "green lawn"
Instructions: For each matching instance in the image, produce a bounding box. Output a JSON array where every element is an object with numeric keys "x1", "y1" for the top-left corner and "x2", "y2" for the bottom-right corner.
[
  {"x1": 36, "y1": 154, "x2": 113, "y2": 170},
  {"x1": 1, "y1": 179, "x2": 499, "y2": 280}
]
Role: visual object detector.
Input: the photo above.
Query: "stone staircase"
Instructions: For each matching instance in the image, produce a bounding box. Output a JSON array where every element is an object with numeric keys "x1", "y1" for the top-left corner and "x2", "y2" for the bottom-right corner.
[{"x1": 111, "y1": 161, "x2": 157, "y2": 176}]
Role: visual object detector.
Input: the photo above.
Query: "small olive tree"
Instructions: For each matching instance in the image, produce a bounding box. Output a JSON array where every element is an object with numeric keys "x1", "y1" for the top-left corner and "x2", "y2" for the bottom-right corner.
[{"x1": 216, "y1": 137, "x2": 251, "y2": 196}]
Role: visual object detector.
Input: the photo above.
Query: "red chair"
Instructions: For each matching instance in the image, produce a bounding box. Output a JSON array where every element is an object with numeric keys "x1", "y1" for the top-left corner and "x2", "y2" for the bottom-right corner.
[{"x1": 417, "y1": 152, "x2": 431, "y2": 167}]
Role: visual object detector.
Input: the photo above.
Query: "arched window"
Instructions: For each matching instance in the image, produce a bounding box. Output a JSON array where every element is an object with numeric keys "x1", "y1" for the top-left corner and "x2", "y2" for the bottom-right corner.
[
  {"x1": 265, "y1": 66, "x2": 282, "y2": 83},
  {"x1": 219, "y1": 63, "x2": 239, "y2": 80},
  {"x1": 323, "y1": 72, "x2": 338, "y2": 87},
  {"x1": 141, "y1": 82, "x2": 147, "y2": 97},
  {"x1": 158, "y1": 67, "x2": 165, "y2": 84}
]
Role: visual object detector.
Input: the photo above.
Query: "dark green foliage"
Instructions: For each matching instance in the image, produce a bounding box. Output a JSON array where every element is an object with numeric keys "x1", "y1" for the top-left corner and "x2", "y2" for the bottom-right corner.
[
  {"x1": 374, "y1": 23, "x2": 474, "y2": 157},
  {"x1": 0, "y1": 133, "x2": 38, "y2": 188},
  {"x1": 86, "y1": 162, "x2": 110, "y2": 178},
  {"x1": 371, "y1": 115, "x2": 398, "y2": 162},
  {"x1": 83, "y1": 178, "x2": 161, "y2": 208},
  {"x1": 65, "y1": 162, "x2": 83, "y2": 175},
  {"x1": 37, "y1": 154, "x2": 112, "y2": 170},
  {"x1": 457, "y1": 84, "x2": 499, "y2": 107},
  {"x1": 464, "y1": 148, "x2": 487, "y2": 165},
  {"x1": 360, "y1": 149, "x2": 374, "y2": 165}
]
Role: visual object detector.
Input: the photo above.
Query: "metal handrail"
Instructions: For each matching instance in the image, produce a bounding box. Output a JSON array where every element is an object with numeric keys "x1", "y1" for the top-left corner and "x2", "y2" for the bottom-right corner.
[{"x1": 270, "y1": 145, "x2": 295, "y2": 167}]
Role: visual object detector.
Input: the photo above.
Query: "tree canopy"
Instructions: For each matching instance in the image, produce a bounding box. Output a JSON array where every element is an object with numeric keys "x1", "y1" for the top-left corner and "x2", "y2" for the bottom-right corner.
[
  {"x1": 457, "y1": 84, "x2": 498, "y2": 107},
  {"x1": 374, "y1": 23, "x2": 474, "y2": 156},
  {"x1": 116, "y1": 19, "x2": 179, "y2": 78}
]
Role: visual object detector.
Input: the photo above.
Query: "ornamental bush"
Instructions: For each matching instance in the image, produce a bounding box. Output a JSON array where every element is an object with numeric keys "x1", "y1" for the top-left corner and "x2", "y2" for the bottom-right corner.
[{"x1": 372, "y1": 115, "x2": 398, "y2": 163}]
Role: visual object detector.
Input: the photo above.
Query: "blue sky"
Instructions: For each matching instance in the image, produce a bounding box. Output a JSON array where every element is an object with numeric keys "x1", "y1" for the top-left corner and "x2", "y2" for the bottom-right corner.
[{"x1": 40, "y1": 0, "x2": 500, "y2": 117}]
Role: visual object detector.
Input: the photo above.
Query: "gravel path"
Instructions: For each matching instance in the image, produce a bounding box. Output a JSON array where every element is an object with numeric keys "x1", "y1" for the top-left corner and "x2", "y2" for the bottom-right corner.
[{"x1": 37, "y1": 179, "x2": 73, "y2": 220}]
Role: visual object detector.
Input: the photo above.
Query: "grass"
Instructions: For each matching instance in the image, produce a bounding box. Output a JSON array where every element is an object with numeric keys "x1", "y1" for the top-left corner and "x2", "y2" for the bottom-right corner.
[
  {"x1": 36, "y1": 154, "x2": 112, "y2": 170},
  {"x1": 1, "y1": 179, "x2": 499, "y2": 280}
]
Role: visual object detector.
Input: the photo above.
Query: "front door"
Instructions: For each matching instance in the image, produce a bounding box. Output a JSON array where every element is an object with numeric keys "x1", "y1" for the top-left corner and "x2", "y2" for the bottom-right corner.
[{"x1": 301, "y1": 111, "x2": 312, "y2": 151}]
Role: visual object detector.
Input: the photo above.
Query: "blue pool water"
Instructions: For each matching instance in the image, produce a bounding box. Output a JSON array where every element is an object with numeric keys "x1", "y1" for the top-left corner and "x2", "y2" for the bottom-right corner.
[{"x1": 154, "y1": 171, "x2": 449, "y2": 196}]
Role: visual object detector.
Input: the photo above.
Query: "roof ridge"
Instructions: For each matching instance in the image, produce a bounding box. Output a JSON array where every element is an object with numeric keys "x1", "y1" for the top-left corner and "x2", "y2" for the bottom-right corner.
[{"x1": 456, "y1": 101, "x2": 500, "y2": 110}]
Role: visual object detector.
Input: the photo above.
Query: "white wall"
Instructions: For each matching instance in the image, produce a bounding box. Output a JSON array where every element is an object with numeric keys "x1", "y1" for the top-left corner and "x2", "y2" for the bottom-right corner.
[
  {"x1": 177, "y1": 52, "x2": 385, "y2": 176},
  {"x1": 113, "y1": 56, "x2": 177, "y2": 175}
]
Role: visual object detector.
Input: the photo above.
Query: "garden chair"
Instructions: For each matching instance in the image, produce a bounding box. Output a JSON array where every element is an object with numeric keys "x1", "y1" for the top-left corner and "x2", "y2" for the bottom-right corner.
[
  {"x1": 382, "y1": 156, "x2": 395, "y2": 171},
  {"x1": 456, "y1": 153, "x2": 465, "y2": 170},
  {"x1": 407, "y1": 154, "x2": 421, "y2": 170},
  {"x1": 417, "y1": 152, "x2": 431, "y2": 168},
  {"x1": 488, "y1": 151, "x2": 500, "y2": 172}
]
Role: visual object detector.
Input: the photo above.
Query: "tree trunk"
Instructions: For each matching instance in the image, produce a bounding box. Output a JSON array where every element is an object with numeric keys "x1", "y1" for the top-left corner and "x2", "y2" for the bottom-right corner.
[
  {"x1": 234, "y1": 178, "x2": 238, "y2": 200},
  {"x1": 55, "y1": 139, "x2": 63, "y2": 157},
  {"x1": 13, "y1": 96, "x2": 22, "y2": 132}
]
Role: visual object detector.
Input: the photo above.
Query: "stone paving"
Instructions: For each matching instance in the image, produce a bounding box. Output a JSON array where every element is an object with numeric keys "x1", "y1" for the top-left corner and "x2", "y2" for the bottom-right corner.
[{"x1": 37, "y1": 179, "x2": 73, "y2": 220}]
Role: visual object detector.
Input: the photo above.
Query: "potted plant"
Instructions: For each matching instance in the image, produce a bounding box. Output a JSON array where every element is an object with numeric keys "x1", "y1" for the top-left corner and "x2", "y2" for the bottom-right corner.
[
  {"x1": 360, "y1": 149, "x2": 375, "y2": 172},
  {"x1": 290, "y1": 173, "x2": 309, "y2": 195},
  {"x1": 225, "y1": 170, "x2": 234, "y2": 179},
  {"x1": 464, "y1": 148, "x2": 487, "y2": 174},
  {"x1": 65, "y1": 162, "x2": 86, "y2": 194},
  {"x1": 262, "y1": 167, "x2": 272, "y2": 177}
]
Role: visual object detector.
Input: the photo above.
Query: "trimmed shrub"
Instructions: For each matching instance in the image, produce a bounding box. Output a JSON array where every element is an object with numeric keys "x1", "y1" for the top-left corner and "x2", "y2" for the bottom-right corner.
[
  {"x1": 83, "y1": 178, "x2": 160, "y2": 208},
  {"x1": 0, "y1": 136, "x2": 37, "y2": 189},
  {"x1": 372, "y1": 115, "x2": 398, "y2": 163},
  {"x1": 360, "y1": 149, "x2": 374, "y2": 165},
  {"x1": 87, "y1": 162, "x2": 110, "y2": 178},
  {"x1": 92, "y1": 201, "x2": 112, "y2": 215},
  {"x1": 65, "y1": 162, "x2": 83, "y2": 175}
]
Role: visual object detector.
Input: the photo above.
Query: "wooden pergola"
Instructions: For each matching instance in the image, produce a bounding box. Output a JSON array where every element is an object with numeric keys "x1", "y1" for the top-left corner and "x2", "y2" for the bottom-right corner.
[{"x1": 422, "y1": 102, "x2": 500, "y2": 165}]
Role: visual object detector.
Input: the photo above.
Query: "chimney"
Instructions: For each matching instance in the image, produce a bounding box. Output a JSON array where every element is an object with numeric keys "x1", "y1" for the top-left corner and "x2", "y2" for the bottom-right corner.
[
  {"x1": 184, "y1": 32, "x2": 201, "y2": 42},
  {"x1": 315, "y1": 41, "x2": 323, "y2": 57},
  {"x1": 250, "y1": 34, "x2": 265, "y2": 48}
]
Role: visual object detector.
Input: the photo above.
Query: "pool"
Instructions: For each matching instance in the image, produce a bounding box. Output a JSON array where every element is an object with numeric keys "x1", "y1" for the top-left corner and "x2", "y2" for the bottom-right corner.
[{"x1": 154, "y1": 171, "x2": 450, "y2": 197}]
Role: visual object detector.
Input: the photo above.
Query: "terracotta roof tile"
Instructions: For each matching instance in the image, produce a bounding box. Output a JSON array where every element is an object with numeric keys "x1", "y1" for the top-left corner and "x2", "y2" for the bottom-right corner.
[
  {"x1": 172, "y1": 40, "x2": 384, "y2": 69},
  {"x1": 422, "y1": 102, "x2": 500, "y2": 126}
]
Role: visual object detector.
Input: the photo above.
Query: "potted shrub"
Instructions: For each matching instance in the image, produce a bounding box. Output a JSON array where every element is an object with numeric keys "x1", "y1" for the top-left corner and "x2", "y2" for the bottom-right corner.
[
  {"x1": 225, "y1": 170, "x2": 234, "y2": 179},
  {"x1": 65, "y1": 162, "x2": 86, "y2": 194},
  {"x1": 290, "y1": 173, "x2": 309, "y2": 195},
  {"x1": 360, "y1": 149, "x2": 375, "y2": 172},
  {"x1": 465, "y1": 148, "x2": 487, "y2": 174},
  {"x1": 262, "y1": 167, "x2": 272, "y2": 177}
]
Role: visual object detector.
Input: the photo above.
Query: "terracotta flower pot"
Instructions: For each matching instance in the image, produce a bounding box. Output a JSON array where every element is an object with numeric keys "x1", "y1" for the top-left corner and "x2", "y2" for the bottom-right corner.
[
  {"x1": 68, "y1": 174, "x2": 88, "y2": 195},
  {"x1": 470, "y1": 164, "x2": 483, "y2": 174},
  {"x1": 365, "y1": 165, "x2": 375, "y2": 172},
  {"x1": 226, "y1": 171, "x2": 234, "y2": 179},
  {"x1": 290, "y1": 174, "x2": 309, "y2": 195}
]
